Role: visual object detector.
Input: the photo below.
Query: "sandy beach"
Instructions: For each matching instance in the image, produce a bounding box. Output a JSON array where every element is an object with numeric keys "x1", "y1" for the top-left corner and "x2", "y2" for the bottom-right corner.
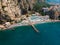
[{"x1": 7, "y1": 19, "x2": 60, "y2": 29}]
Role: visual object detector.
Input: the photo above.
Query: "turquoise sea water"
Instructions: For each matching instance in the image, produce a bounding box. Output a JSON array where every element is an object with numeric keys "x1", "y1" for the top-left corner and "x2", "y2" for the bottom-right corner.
[
  {"x1": 0, "y1": 22, "x2": 60, "y2": 45},
  {"x1": 46, "y1": 0, "x2": 60, "y2": 5}
]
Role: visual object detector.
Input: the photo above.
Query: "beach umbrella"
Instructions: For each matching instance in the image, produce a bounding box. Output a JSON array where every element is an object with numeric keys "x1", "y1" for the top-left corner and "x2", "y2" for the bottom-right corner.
[{"x1": 45, "y1": 0, "x2": 60, "y2": 5}]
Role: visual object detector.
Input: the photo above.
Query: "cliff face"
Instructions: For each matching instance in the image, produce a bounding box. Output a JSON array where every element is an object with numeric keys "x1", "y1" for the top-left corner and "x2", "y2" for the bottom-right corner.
[
  {"x1": 0, "y1": 0, "x2": 37, "y2": 25},
  {"x1": 37, "y1": 0, "x2": 45, "y2": 2},
  {"x1": 19, "y1": 0, "x2": 37, "y2": 11},
  {"x1": 0, "y1": 0, "x2": 36, "y2": 20},
  {"x1": 0, "y1": 0, "x2": 21, "y2": 25},
  {"x1": 1, "y1": 0, "x2": 21, "y2": 18}
]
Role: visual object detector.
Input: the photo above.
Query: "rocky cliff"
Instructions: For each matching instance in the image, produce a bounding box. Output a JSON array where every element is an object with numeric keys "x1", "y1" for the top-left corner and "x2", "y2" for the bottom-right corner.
[{"x1": 0, "y1": 0, "x2": 37, "y2": 29}]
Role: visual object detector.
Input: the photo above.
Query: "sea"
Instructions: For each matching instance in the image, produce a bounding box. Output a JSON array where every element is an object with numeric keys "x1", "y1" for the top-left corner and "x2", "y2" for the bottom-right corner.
[
  {"x1": 0, "y1": 22, "x2": 60, "y2": 45},
  {"x1": 45, "y1": 0, "x2": 60, "y2": 5}
]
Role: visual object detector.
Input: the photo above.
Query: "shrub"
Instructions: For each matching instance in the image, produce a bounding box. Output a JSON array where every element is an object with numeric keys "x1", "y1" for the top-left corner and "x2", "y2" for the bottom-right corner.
[{"x1": 33, "y1": 2, "x2": 51, "y2": 15}]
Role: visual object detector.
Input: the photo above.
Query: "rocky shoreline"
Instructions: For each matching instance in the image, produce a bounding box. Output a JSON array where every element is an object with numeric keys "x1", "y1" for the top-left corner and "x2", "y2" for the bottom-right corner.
[
  {"x1": 0, "y1": 15, "x2": 60, "y2": 30},
  {"x1": 7, "y1": 19, "x2": 60, "y2": 30}
]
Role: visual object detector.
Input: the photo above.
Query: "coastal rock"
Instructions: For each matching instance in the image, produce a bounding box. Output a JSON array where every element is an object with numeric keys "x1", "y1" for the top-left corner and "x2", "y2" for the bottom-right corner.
[
  {"x1": 0, "y1": 25, "x2": 5, "y2": 29},
  {"x1": 0, "y1": 0, "x2": 37, "y2": 29},
  {"x1": 4, "y1": 22, "x2": 11, "y2": 28}
]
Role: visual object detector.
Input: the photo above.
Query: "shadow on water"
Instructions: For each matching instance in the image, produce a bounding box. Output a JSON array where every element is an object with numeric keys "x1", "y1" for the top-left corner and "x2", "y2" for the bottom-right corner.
[{"x1": 0, "y1": 22, "x2": 60, "y2": 45}]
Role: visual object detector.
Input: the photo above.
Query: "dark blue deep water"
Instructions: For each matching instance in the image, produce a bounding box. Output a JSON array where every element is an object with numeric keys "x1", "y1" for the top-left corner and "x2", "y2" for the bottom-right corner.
[{"x1": 0, "y1": 22, "x2": 60, "y2": 45}]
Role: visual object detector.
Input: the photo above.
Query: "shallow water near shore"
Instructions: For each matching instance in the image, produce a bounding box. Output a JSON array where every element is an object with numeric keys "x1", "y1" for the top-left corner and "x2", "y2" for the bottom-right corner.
[{"x1": 0, "y1": 22, "x2": 60, "y2": 45}]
